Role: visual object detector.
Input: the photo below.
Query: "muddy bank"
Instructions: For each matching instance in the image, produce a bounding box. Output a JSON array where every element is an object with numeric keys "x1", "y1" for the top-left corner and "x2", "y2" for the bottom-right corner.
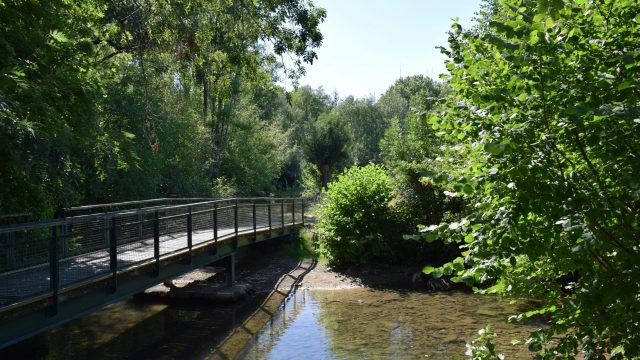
[{"x1": 140, "y1": 235, "x2": 459, "y2": 304}]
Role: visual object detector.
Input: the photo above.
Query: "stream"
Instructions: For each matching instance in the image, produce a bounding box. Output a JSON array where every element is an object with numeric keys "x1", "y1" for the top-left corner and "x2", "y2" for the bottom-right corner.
[
  {"x1": 237, "y1": 288, "x2": 540, "y2": 359},
  {"x1": 2, "y1": 287, "x2": 541, "y2": 359}
]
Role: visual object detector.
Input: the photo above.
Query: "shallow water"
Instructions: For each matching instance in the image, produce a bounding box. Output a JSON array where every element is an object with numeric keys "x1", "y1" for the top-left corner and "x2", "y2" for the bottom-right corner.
[
  {"x1": 237, "y1": 288, "x2": 541, "y2": 360},
  {"x1": 1, "y1": 288, "x2": 541, "y2": 359}
]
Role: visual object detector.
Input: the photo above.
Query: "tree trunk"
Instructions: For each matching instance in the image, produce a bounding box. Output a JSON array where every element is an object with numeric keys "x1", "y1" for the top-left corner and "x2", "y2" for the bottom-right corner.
[{"x1": 203, "y1": 75, "x2": 210, "y2": 121}]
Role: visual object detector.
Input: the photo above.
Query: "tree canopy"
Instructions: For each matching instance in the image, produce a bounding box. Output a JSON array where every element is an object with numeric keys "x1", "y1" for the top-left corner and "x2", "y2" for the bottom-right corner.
[
  {"x1": 422, "y1": 0, "x2": 640, "y2": 357},
  {"x1": 0, "y1": 0, "x2": 325, "y2": 217}
]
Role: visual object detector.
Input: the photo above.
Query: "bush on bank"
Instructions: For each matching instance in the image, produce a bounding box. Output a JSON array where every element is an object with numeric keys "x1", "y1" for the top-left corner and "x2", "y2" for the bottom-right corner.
[{"x1": 315, "y1": 164, "x2": 403, "y2": 267}]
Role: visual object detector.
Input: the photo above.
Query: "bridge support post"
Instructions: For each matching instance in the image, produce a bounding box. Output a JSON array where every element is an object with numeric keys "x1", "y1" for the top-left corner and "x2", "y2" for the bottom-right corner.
[
  {"x1": 292, "y1": 200, "x2": 295, "y2": 225},
  {"x1": 301, "y1": 198, "x2": 305, "y2": 226},
  {"x1": 225, "y1": 254, "x2": 235, "y2": 287}
]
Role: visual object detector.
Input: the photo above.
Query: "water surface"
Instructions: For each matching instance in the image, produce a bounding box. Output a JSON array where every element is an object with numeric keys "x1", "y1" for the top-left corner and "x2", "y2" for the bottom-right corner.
[
  {"x1": 238, "y1": 288, "x2": 541, "y2": 360},
  {"x1": 1, "y1": 288, "x2": 541, "y2": 359}
]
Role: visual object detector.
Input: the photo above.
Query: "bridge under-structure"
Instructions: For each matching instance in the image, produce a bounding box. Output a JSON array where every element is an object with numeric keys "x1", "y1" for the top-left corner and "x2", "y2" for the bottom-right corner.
[{"x1": 0, "y1": 197, "x2": 307, "y2": 349}]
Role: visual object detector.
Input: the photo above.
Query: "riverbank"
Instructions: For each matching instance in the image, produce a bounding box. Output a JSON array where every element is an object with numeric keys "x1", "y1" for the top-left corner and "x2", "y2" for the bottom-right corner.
[{"x1": 147, "y1": 235, "x2": 456, "y2": 296}]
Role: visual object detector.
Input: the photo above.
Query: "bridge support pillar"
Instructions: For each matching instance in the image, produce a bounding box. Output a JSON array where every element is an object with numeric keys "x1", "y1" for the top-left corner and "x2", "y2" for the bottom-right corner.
[{"x1": 225, "y1": 253, "x2": 236, "y2": 287}]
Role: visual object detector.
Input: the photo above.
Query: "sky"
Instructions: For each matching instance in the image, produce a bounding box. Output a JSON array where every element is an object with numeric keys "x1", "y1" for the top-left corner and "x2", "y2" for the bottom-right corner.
[{"x1": 292, "y1": 0, "x2": 482, "y2": 99}]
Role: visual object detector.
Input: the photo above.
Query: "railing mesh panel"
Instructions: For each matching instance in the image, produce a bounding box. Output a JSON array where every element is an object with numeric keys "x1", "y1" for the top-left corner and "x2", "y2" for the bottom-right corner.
[
  {"x1": 270, "y1": 204, "x2": 283, "y2": 229},
  {"x1": 255, "y1": 204, "x2": 269, "y2": 230},
  {"x1": 159, "y1": 214, "x2": 188, "y2": 256},
  {"x1": 0, "y1": 198, "x2": 304, "y2": 308},
  {"x1": 117, "y1": 217, "x2": 154, "y2": 268}
]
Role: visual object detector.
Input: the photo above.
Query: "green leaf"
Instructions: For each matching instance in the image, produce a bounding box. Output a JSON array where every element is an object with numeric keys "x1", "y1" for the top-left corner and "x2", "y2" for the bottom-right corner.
[
  {"x1": 617, "y1": 81, "x2": 634, "y2": 90},
  {"x1": 50, "y1": 30, "x2": 69, "y2": 43},
  {"x1": 422, "y1": 266, "x2": 436, "y2": 275},
  {"x1": 464, "y1": 233, "x2": 474, "y2": 243},
  {"x1": 529, "y1": 30, "x2": 539, "y2": 45},
  {"x1": 424, "y1": 231, "x2": 439, "y2": 243},
  {"x1": 484, "y1": 143, "x2": 507, "y2": 155},
  {"x1": 545, "y1": 18, "x2": 554, "y2": 28}
]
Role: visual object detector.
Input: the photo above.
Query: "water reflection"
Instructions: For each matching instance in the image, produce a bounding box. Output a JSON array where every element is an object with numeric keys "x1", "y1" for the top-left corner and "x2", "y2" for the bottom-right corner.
[
  {"x1": 238, "y1": 289, "x2": 541, "y2": 360},
  {"x1": 1, "y1": 288, "x2": 542, "y2": 360},
  {"x1": 1, "y1": 299, "x2": 250, "y2": 360}
]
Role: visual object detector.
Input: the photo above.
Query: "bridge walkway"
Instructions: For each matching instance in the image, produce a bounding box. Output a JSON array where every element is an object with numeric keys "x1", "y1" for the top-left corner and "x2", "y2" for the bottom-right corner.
[{"x1": 0, "y1": 197, "x2": 306, "y2": 348}]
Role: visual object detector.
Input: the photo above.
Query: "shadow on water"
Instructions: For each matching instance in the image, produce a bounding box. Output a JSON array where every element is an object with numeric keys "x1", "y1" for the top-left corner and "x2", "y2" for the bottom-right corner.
[
  {"x1": 1, "y1": 237, "x2": 541, "y2": 360},
  {"x1": 0, "y1": 250, "x2": 315, "y2": 360}
]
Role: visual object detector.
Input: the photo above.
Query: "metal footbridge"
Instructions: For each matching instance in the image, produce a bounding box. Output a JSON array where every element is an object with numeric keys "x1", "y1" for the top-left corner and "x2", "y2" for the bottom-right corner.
[{"x1": 0, "y1": 197, "x2": 306, "y2": 348}]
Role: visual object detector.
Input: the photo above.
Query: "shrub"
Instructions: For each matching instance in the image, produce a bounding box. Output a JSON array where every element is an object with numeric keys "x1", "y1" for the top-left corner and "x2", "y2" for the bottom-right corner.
[{"x1": 315, "y1": 164, "x2": 400, "y2": 267}]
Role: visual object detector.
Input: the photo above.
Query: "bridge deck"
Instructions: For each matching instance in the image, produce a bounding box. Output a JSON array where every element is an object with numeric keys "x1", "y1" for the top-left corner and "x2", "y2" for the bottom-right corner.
[
  {"x1": 0, "y1": 198, "x2": 303, "y2": 308},
  {"x1": 0, "y1": 197, "x2": 306, "y2": 349},
  {"x1": 0, "y1": 223, "x2": 269, "y2": 306}
]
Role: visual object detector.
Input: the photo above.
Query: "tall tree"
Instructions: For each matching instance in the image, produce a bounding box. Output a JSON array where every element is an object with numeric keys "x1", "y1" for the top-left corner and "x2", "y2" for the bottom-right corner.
[
  {"x1": 304, "y1": 111, "x2": 351, "y2": 189},
  {"x1": 336, "y1": 96, "x2": 386, "y2": 165},
  {"x1": 0, "y1": 0, "x2": 325, "y2": 217},
  {"x1": 426, "y1": 0, "x2": 640, "y2": 357}
]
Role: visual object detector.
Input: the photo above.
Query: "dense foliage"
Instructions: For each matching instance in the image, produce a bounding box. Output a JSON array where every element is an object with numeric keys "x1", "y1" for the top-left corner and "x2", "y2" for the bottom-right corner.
[
  {"x1": 0, "y1": 0, "x2": 325, "y2": 218},
  {"x1": 315, "y1": 164, "x2": 401, "y2": 267},
  {"x1": 421, "y1": 0, "x2": 640, "y2": 357}
]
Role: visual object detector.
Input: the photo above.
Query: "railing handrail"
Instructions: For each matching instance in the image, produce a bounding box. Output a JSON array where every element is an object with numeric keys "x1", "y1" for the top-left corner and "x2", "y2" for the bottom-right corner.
[
  {"x1": 0, "y1": 197, "x2": 304, "y2": 234},
  {"x1": 0, "y1": 195, "x2": 308, "y2": 347}
]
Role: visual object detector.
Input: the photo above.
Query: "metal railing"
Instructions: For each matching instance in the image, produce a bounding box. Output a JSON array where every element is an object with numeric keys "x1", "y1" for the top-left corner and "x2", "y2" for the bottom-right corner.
[{"x1": 0, "y1": 197, "x2": 307, "y2": 312}]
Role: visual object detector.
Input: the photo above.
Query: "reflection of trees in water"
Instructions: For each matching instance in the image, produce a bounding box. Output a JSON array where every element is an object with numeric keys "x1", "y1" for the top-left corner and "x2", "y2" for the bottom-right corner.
[
  {"x1": 1, "y1": 302, "x2": 168, "y2": 360},
  {"x1": 311, "y1": 289, "x2": 540, "y2": 359},
  {"x1": 240, "y1": 290, "x2": 311, "y2": 359}
]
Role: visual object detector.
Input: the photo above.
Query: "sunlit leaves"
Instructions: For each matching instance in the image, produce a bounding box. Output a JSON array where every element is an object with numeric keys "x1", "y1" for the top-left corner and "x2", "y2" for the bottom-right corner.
[{"x1": 428, "y1": 0, "x2": 640, "y2": 357}]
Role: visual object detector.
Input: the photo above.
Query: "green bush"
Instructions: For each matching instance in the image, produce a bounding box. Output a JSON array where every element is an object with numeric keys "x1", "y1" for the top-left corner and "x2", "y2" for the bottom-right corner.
[{"x1": 316, "y1": 164, "x2": 400, "y2": 267}]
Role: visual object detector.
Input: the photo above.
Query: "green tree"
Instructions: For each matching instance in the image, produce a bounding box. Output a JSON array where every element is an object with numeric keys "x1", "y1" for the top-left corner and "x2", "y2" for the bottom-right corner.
[
  {"x1": 0, "y1": 0, "x2": 111, "y2": 216},
  {"x1": 0, "y1": 0, "x2": 326, "y2": 217},
  {"x1": 217, "y1": 82, "x2": 287, "y2": 195},
  {"x1": 336, "y1": 96, "x2": 386, "y2": 165},
  {"x1": 378, "y1": 76, "x2": 459, "y2": 230},
  {"x1": 304, "y1": 111, "x2": 351, "y2": 190},
  {"x1": 426, "y1": 0, "x2": 640, "y2": 357},
  {"x1": 377, "y1": 75, "x2": 448, "y2": 122}
]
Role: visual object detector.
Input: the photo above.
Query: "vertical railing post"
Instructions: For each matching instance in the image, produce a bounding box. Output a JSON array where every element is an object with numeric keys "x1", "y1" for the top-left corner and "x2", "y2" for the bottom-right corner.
[
  {"x1": 213, "y1": 202, "x2": 218, "y2": 254},
  {"x1": 268, "y1": 200, "x2": 272, "y2": 237},
  {"x1": 252, "y1": 201, "x2": 257, "y2": 241},
  {"x1": 232, "y1": 200, "x2": 239, "y2": 251},
  {"x1": 281, "y1": 200, "x2": 285, "y2": 233},
  {"x1": 58, "y1": 208, "x2": 68, "y2": 258},
  {"x1": 49, "y1": 225, "x2": 59, "y2": 315},
  {"x1": 213, "y1": 202, "x2": 218, "y2": 250},
  {"x1": 187, "y1": 206, "x2": 193, "y2": 264},
  {"x1": 234, "y1": 199, "x2": 239, "y2": 237},
  {"x1": 109, "y1": 216, "x2": 117, "y2": 292},
  {"x1": 154, "y1": 210, "x2": 160, "y2": 277},
  {"x1": 301, "y1": 198, "x2": 305, "y2": 226},
  {"x1": 292, "y1": 199, "x2": 295, "y2": 226}
]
